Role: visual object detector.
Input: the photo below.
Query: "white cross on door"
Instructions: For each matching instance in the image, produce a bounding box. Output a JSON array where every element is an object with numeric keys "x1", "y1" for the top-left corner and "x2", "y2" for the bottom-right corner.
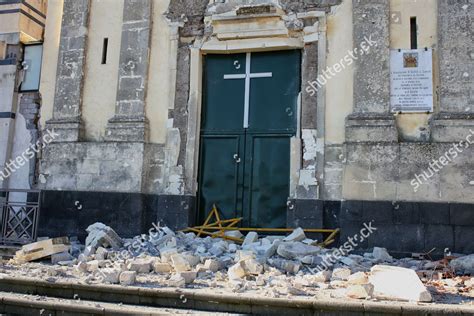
[{"x1": 223, "y1": 52, "x2": 273, "y2": 128}]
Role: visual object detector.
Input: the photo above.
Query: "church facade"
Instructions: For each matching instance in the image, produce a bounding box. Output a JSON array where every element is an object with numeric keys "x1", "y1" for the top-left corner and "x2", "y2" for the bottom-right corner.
[{"x1": 36, "y1": 0, "x2": 473, "y2": 256}]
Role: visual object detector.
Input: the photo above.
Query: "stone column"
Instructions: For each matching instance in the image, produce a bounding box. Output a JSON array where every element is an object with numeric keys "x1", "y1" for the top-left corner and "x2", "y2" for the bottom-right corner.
[
  {"x1": 432, "y1": 1, "x2": 474, "y2": 142},
  {"x1": 45, "y1": 0, "x2": 90, "y2": 142},
  {"x1": 105, "y1": 0, "x2": 152, "y2": 142},
  {"x1": 346, "y1": 0, "x2": 397, "y2": 142}
]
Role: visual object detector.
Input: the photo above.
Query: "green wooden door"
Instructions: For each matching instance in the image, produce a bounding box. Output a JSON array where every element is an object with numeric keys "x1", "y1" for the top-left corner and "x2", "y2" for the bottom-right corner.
[{"x1": 198, "y1": 50, "x2": 300, "y2": 228}]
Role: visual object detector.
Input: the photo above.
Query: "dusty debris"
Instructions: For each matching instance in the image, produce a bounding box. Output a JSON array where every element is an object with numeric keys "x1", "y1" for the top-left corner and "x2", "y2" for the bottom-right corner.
[{"x1": 5, "y1": 223, "x2": 474, "y2": 307}]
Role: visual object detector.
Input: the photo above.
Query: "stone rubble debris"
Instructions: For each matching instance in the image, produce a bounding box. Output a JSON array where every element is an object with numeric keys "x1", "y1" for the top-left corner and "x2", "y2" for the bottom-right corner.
[
  {"x1": 7, "y1": 224, "x2": 474, "y2": 305},
  {"x1": 369, "y1": 265, "x2": 432, "y2": 302}
]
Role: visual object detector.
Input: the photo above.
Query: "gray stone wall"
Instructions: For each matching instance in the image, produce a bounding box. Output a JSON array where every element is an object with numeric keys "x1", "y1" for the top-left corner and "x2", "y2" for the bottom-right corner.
[
  {"x1": 40, "y1": 143, "x2": 146, "y2": 192},
  {"x1": 45, "y1": 0, "x2": 90, "y2": 142},
  {"x1": 105, "y1": 0, "x2": 152, "y2": 142},
  {"x1": 340, "y1": 0, "x2": 474, "y2": 204},
  {"x1": 438, "y1": 0, "x2": 473, "y2": 114}
]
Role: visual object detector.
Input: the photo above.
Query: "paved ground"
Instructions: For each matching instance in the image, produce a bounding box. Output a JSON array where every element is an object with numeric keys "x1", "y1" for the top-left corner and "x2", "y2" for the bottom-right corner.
[{"x1": 0, "y1": 291, "x2": 242, "y2": 316}]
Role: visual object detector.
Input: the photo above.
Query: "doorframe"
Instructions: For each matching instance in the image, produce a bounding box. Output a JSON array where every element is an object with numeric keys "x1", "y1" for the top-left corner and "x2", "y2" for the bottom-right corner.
[{"x1": 183, "y1": 18, "x2": 328, "y2": 216}]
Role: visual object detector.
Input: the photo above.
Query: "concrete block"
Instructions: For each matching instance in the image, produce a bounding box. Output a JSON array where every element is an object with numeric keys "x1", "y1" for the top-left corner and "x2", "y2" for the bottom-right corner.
[
  {"x1": 119, "y1": 271, "x2": 136, "y2": 285},
  {"x1": 153, "y1": 262, "x2": 173, "y2": 273},
  {"x1": 369, "y1": 265, "x2": 432, "y2": 302},
  {"x1": 242, "y1": 232, "x2": 258, "y2": 246},
  {"x1": 127, "y1": 258, "x2": 153, "y2": 273},
  {"x1": 346, "y1": 284, "x2": 374, "y2": 299},
  {"x1": 170, "y1": 254, "x2": 191, "y2": 272},
  {"x1": 100, "y1": 268, "x2": 121, "y2": 284}
]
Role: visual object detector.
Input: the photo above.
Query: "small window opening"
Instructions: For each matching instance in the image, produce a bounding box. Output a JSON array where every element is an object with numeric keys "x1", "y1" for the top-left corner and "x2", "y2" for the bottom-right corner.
[
  {"x1": 410, "y1": 17, "x2": 418, "y2": 49},
  {"x1": 101, "y1": 38, "x2": 108, "y2": 64}
]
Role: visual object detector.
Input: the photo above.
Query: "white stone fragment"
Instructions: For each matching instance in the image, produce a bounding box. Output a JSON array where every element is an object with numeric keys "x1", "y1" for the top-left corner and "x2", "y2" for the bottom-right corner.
[
  {"x1": 283, "y1": 227, "x2": 306, "y2": 242},
  {"x1": 346, "y1": 284, "x2": 374, "y2": 299},
  {"x1": 228, "y1": 262, "x2": 246, "y2": 280},
  {"x1": 153, "y1": 262, "x2": 173, "y2": 273},
  {"x1": 179, "y1": 271, "x2": 197, "y2": 284},
  {"x1": 170, "y1": 254, "x2": 191, "y2": 272},
  {"x1": 228, "y1": 244, "x2": 238, "y2": 253},
  {"x1": 51, "y1": 252, "x2": 73, "y2": 265},
  {"x1": 347, "y1": 272, "x2": 368, "y2": 285},
  {"x1": 369, "y1": 265, "x2": 432, "y2": 302},
  {"x1": 225, "y1": 230, "x2": 244, "y2": 239},
  {"x1": 127, "y1": 258, "x2": 153, "y2": 273},
  {"x1": 277, "y1": 242, "x2": 321, "y2": 259},
  {"x1": 241, "y1": 259, "x2": 263, "y2": 275},
  {"x1": 242, "y1": 232, "x2": 258, "y2": 246},
  {"x1": 95, "y1": 247, "x2": 108, "y2": 260},
  {"x1": 119, "y1": 271, "x2": 136, "y2": 285},
  {"x1": 372, "y1": 247, "x2": 393, "y2": 262},
  {"x1": 204, "y1": 259, "x2": 221, "y2": 272},
  {"x1": 168, "y1": 274, "x2": 186, "y2": 287},
  {"x1": 100, "y1": 268, "x2": 121, "y2": 284},
  {"x1": 331, "y1": 268, "x2": 351, "y2": 281},
  {"x1": 449, "y1": 254, "x2": 474, "y2": 275}
]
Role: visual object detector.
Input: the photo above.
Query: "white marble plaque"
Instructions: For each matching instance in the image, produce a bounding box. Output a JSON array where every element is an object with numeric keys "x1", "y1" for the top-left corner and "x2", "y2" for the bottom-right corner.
[{"x1": 390, "y1": 49, "x2": 433, "y2": 113}]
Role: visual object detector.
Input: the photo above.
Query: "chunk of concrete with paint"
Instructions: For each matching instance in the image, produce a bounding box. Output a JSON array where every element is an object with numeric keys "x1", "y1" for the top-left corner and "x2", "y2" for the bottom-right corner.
[
  {"x1": 277, "y1": 242, "x2": 321, "y2": 259},
  {"x1": 369, "y1": 265, "x2": 432, "y2": 302},
  {"x1": 283, "y1": 227, "x2": 306, "y2": 242}
]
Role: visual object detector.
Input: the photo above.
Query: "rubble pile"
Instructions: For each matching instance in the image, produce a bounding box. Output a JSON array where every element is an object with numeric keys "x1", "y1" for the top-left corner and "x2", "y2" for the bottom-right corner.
[{"x1": 3, "y1": 223, "x2": 474, "y2": 305}]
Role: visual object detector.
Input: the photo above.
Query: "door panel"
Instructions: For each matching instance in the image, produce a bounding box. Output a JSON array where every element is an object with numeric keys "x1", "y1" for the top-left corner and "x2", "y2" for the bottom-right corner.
[
  {"x1": 197, "y1": 135, "x2": 244, "y2": 224},
  {"x1": 248, "y1": 50, "x2": 300, "y2": 133},
  {"x1": 202, "y1": 54, "x2": 246, "y2": 133},
  {"x1": 243, "y1": 135, "x2": 291, "y2": 228}
]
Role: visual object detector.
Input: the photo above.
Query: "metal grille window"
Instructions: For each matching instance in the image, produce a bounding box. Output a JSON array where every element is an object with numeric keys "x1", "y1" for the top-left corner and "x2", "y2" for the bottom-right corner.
[{"x1": 20, "y1": 44, "x2": 43, "y2": 92}]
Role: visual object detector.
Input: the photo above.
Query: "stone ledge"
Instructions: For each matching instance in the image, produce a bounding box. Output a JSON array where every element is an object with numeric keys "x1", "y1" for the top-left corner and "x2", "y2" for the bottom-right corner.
[
  {"x1": 345, "y1": 114, "x2": 398, "y2": 143},
  {"x1": 0, "y1": 276, "x2": 471, "y2": 315}
]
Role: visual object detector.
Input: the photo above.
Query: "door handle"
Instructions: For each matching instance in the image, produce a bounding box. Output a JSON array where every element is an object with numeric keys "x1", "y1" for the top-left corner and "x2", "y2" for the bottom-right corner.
[{"x1": 233, "y1": 154, "x2": 241, "y2": 163}]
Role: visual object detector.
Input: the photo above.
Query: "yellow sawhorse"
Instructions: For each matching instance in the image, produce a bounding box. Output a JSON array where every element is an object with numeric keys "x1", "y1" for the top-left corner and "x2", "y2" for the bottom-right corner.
[{"x1": 181, "y1": 204, "x2": 340, "y2": 247}]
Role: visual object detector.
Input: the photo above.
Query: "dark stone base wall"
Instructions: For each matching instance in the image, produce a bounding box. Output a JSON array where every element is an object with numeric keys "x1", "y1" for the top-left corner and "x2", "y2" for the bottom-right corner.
[
  {"x1": 39, "y1": 191, "x2": 472, "y2": 257},
  {"x1": 39, "y1": 191, "x2": 195, "y2": 241},
  {"x1": 288, "y1": 199, "x2": 474, "y2": 257}
]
